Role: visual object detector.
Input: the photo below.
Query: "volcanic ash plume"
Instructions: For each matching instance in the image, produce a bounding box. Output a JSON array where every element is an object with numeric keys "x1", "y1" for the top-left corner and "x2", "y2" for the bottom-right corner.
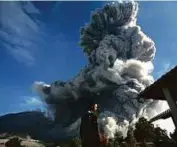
[{"x1": 32, "y1": 1, "x2": 159, "y2": 138}]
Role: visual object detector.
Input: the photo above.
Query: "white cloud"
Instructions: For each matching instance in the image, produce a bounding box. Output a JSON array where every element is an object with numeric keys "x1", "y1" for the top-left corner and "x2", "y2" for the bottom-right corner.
[
  {"x1": 0, "y1": 1, "x2": 42, "y2": 66},
  {"x1": 21, "y1": 1, "x2": 40, "y2": 14},
  {"x1": 8, "y1": 47, "x2": 35, "y2": 66},
  {"x1": 21, "y1": 96, "x2": 43, "y2": 106},
  {"x1": 25, "y1": 97, "x2": 43, "y2": 106},
  {"x1": 156, "y1": 62, "x2": 174, "y2": 79}
]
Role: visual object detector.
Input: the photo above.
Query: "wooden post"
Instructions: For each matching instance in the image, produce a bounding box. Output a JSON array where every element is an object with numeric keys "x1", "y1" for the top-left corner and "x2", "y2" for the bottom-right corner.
[{"x1": 162, "y1": 88, "x2": 177, "y2": 126}]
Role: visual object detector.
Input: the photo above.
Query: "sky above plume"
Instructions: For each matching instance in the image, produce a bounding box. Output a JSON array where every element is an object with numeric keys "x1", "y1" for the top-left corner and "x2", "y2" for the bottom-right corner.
[{"x1": 0, "y1": 1, "x2": 176, "y2": 117}]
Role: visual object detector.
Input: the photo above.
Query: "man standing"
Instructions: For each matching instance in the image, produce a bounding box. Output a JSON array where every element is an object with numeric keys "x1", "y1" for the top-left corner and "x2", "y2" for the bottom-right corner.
[{"x1": 80, "y1": 103, "x2": 101, "y2": 147}]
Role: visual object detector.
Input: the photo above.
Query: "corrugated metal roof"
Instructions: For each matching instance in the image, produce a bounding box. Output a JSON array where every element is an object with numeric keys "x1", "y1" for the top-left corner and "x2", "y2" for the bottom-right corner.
[
  {"x1": 149, "y1": 109, "x2": 172, "y2": 123},
  {"x1": 138, "y1": 66, "x2": 177, "y2": 101}
]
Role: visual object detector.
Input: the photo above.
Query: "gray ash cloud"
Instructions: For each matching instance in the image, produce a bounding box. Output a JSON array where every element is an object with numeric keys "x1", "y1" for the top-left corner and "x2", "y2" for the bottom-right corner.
[{"x1": 33, "y1": 1, "x2": 158, "y2": 138}]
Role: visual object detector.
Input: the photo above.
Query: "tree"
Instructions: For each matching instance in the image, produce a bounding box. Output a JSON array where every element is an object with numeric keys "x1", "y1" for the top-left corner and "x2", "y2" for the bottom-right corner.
[
  {"x1": 134, "y1": 117, "x2": 155, "y2": 142},
  {"x1": 5, "y1": 137, "x2": 25, "y2": 147},
  {"x1": 68, "y1": 137, "x2": 82, "y2": 147},
  {"x1": 170, "y1": 129, "x2": 177, "y2": 142},
  {"x1": 133, "y1": 117, "x2": 176, "y2": 147}
]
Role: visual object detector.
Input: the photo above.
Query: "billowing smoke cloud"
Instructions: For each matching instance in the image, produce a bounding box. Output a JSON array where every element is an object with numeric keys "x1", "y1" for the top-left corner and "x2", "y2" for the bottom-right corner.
[
  {"x1": 32, "y1": 1, "x2": 171, "y2": 139},
  {"x1": 98, "y1": 111, "x2": 120, "y2": 139},
  {"x1": 32, "y1": 81, "x2": 50, "y2": 99}
]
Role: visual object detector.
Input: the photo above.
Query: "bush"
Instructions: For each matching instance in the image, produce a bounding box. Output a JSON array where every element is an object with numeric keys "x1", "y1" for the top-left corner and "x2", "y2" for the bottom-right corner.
[{"x1": 5, "y1": 137, "x2": 25, "y2": 147}]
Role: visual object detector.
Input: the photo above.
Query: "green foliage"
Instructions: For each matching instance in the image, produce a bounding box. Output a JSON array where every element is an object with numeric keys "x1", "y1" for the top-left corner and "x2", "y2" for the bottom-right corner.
[
  {"x1": 1, "y1": 117, "x2": 176, "y2": 147},
  {"x1": 41, "y1": 117, "x2": 175, "y2": 147},
  {"x1": 67, "y1": 137, "x2": 82, "y2": 147},
  {"x1": 45, "y1": 137, "x2": 82, "y2": 147},
  {"x1": 134, "y1": 117, "x2": 156, "y2": 142},
  {"x1": 102, "y1": 117, "x2": 176, "y2": 147},
  {"x1": 133, "y1": 117, "x2": 176, "y2": 147},
  {"x1": 0, "y1": 133, "x2": 10, "y2": 139},
  {"x1": 5, "y1": 137, "x2": 25, "y2": 147},
  {"x1": 170, "y1": 129, "x2": 177, "y2": 142}
]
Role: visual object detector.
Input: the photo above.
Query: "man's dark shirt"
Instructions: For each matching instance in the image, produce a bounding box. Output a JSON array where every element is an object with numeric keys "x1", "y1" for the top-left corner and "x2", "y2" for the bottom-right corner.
[{"x1": 80, "y1": 110, "x2": 100, "y2": 147}]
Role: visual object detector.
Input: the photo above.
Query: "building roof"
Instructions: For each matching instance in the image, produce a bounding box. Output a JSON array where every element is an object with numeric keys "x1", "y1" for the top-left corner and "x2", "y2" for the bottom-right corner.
[
  {"x1": 149, "y1": 109, "x2": 172, "y2": 123},
  {"x1": 138, "y1": 66, "x2": 177, "y2": 101}
]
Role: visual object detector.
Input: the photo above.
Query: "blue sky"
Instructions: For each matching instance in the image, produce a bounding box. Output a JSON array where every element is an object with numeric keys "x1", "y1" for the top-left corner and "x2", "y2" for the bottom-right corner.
[{"x1": 0, "y1": 1, "x2": 177, "y2": 115}]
